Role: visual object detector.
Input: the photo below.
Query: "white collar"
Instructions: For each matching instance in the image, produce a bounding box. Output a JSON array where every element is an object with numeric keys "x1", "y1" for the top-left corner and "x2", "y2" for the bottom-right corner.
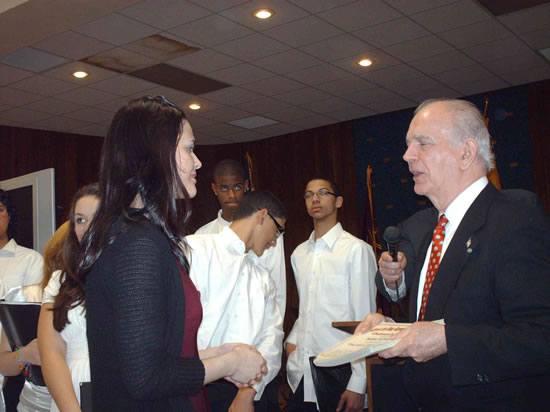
[
  {"x1": 216, "y1": 209, "x2": 232, "y2": 227},
  {"x1": 0, "y1": 239, "x2": 17, "y2": 256},
  {"x1": 307, "y1": 222, "x2": 343, "y2": 250},
  {"x1": 219, "y1": 226, "x2": 246, "y2": 255},
  {"x1": 443, "y1": 176, "x2": 488, "y2": 225}
]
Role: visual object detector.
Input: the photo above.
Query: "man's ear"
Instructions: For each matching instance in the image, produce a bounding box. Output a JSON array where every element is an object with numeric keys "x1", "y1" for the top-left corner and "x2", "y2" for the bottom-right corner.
[
  {"x1": 460, "y1": 138, "x2": 478, "y2": 170},
  {"x1": 211, "y1": 182, "x2": 218, "y2": 197},
  {"x1": 255, "y1": 208, "x2": 267, "y2": 225},
  {"x1": 336, "y1": 196, "x2": 344, "y2": 209}
]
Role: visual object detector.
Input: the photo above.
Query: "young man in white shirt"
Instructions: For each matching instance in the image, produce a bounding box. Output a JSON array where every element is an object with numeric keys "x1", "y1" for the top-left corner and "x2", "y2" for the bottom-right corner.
[
  {"x1": 187, "y1": 190, "x2": 286, "y2": 412},
  {"x1": 196, "y1": 159, "x2": 287, "y2": 321},
  {"x1": 286, "y1": 178, "x2": 377, "y2": 412}
]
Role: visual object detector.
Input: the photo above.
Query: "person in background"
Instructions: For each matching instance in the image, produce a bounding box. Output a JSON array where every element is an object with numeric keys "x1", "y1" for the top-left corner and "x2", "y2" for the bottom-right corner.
[
  {"x1": 187, "y1": 190, "x2": 286, "y2": 411},
  {"x1": 83, "y1": 96, "x2": 267, "y2": 411},
  {"x1": 0, "y1": 189, "x2": 44, "y2": 412},
  {"x1": 286, "y1": 177, "x2": 377, "y2": 412},
  {"x1": 196, "y1": 159, "x2": 286, "y2": 320},
  {"x1": 38, "y1": 183, "x2": 100, "y2": 412},
  {"x1": 356, "y1": 98, "x2": 550, "y2": 410}
]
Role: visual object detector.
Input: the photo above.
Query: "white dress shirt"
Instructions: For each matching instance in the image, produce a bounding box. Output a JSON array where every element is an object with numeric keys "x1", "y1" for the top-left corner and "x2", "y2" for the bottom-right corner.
[
  {"x1": 384, "y1": 177, "x2": 489, "y2": 319},
  {"x1": 0, "y1": 239, "x2": 43, "y2": 294},
  {"x1": 196, "y1": 210, "x2": 287, "y2": 318},
  {"x1": 286, "y1": 223, "x2": 377, "y2": 406},
  {"x1": 186, "y1": 227, "x2": 284, "y2": 399}
]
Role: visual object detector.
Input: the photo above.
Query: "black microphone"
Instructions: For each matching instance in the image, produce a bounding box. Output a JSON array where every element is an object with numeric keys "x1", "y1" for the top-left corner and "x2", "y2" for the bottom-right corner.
[{"x1": 383, "y1": 226, "x2": 401, "y2": 299}]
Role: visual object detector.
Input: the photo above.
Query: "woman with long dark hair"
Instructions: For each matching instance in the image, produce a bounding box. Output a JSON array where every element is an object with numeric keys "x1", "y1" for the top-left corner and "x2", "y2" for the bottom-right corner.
[
  {"x1": 81, "y1": 96, "x2": 266, "y2": 411},
  {"x1": 38, "y1": 183, "x2": 100, "y2": 412}
]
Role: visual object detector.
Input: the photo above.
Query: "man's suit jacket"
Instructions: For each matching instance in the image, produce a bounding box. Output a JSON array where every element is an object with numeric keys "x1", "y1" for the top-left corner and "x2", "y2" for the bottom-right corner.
[{"x1": 375, "y1": 183, "x2": 550, "y2": 410}]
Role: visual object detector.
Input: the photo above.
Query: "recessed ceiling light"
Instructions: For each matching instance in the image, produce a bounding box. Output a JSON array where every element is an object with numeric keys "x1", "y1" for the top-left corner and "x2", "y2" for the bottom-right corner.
[
  {"x1": 188, "y1": 103, "x2": 201, "y2": 110},
  {"x1": 254, "y1": 9, "x2": 274, "y2": 19},
  {"x1": 357, "y1": 58, "x2": 374, "y2": 67},
  {"x1": 72, "y1": 71, "x2": 88, "y2": 78}
]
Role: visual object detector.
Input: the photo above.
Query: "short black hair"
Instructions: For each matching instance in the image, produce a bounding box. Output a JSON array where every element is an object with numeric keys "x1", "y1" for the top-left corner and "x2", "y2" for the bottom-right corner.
[
  {"x1": 233, "y1": 190, "x2": 286, "y2": 221},
  {"x1": 213, "y1": 159, "x2": 245, "y2": 181},
  {"x1": 306, "y1": 177, "x2": 340, "y2": 196},
  {"x1": 0, "y1": 189, "x2": 16, "y2": 239}
]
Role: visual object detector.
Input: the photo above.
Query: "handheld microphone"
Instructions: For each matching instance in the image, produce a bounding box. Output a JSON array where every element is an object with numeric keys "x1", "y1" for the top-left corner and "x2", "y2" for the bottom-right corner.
[{"x1": 383, "y1": 226, "x2": 401, "y2": 299}]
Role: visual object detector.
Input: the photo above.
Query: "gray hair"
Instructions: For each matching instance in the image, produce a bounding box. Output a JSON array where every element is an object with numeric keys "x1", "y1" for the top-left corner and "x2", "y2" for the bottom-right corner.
[{"x1": 415, "y1": 98, "x2": 494, "y2": 171}]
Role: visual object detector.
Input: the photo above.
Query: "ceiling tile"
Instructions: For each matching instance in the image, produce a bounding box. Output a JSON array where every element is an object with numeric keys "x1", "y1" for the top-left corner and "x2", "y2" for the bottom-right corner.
[
  {"x1": 264, "y1": 106, "x2": 315, "y2": 122},
  {"x1": 0, "y1": 119, "x2": 26, "y2": 128},
  {"x1": 302, "y1": 34, "x2": 376, "y2": 62},
  {"x1": 29, "y1": 115, "x2": 92, "y2": 132},
  {"x1": 385, "y1": 35, "x2": 454, "y2": 62},
  {"x1": 409, "y1": 50, "x2": 476, "y2": 75},
  {"x1": 191, "y1": 0, "x2": 248, "y2": 13},
  {"x1": 285, "y1": 64, "x2": 350, "y2": 85},
  {"x1": 256, "y1": 122, "x2": 301, "y2": 138},
  {"x1": 198, "y1": 122, "x2": 247, "y2": 138},
  {"x1": 252, "y1": 49, "x2": 322, "y2": 74},
  {"x1": 383, "y1": 0, "x2": 459, "y2": 15},
  {"x1": 318, "y1": 0, "x2": 401, "y2": 31},
  {"x1": 438, "y1": 19, "x2": 511, "y2": 49},
  {"x1": 129, "y1": 86, "x2": 195, "y2": 107},
  {"x1": 55, "y1": 87, "x2": 118, "y2": 106},
  {"x1": 32, "y1": 30, "x2": 113, "y2": 60},
  {"x1": 71, "y1": 122, "x2": 109, "y2": 137},
  {"x1": 331, "y1": 50, "x2": 401, "y2": 74},
  {"x1": 99, "y1": 96, "x2": 139, "y2": 113},
  {"x1": 288, "y1": 114, "x2": 336, "y2": 129},
  {"x1": 0, "y1": 87, "x2": 43, "y2": 105},
  {"x1": 0, "y1": 64, "x2": 34, "y2": 86},
  {"x1": 362, "y1": 64, "x2": 424, "y2": 87},
  {"x1": 499, "y1": 65, "x2": 550, "y2": 86},
  {"x1": 315, "y1": 76, "x2": 376, "y2": 95},
  {"x1": 213, "y1": 33, "x2": 289, "y2": 61},
  {"x1": 225, "y1": 129, "x2": 267, "y2": 143},
  {"x1": 235, "y1": 96, "x2": 290, "y2": 114},
  {"x1": 74, "y1": 13, "x2": 158, "y2": 46},
  {"x1": 404, "y1": 84, "x2": 461, "y2": 103},
  {"x1": 64, "y1": 107, "x2": 114, "y2": 123},
  {"x1": 228, "y1": 115, "x2": 278, "y2": 129},
  {"x1": 288, "y1": 0, "x2": 357, "y2": 14},
  {"x1": 433, "y1": 64, "x2": 496, "y2": 87},
  {"x1": 0, "y1": 107, "x2": 53, "y2": 123},
  {"x1": 410, "y1": 0, "x2": 492, "y2": 33},
  {"x1": 363, "y1": 96, "x2": 416, "y2": 113},
  {"x1": 42, "y1": 61, "x2": 119, "y2": 85},
  {"x1": 353, "y1": 17, "x2": 430, "y2": 48},
  {"x1": 82, "y1": 48, "x2": 158, "y2": 73},
  {"x1": 519, "y1": 28, "x2": 550, "y2": 50},
  {"x1": 194, "y1": 105, "x2": 252, "y2": 123},
  {"x1": 0, "y1": 47, "x2": 68, "y2": 73},
  {"x1": 207, "y1": 63, "x2": 275, "y2": 85},
  {"x1": 274, "y1": 87, "x2": 331, "y2": 105},
  {"x1": 168, "y1": 14, "x2": 252, "y2": 47},
  {"x1": 122, "y1": 33, "x2": 200, "y2": 61},
  {"x1": 263, "y1": 16, "x2": 343, "y2": 48},
  {"x1": 169, "y1": 49, "x2": 241, "y2": 74},
  {"x1": 384, "y1": 75, "x2": 446, "y2": 96},
  {"x1": 241, "y1": 75, "x2": 304, "y2": 95},
  {"x1": 201, "y1": 87, "x2": 263, "y2": 105},
  {"x1": 462, "y1": 36, "x2": 534, "y2": 63},
  {"x1": 341, "y1": 87, "x2": 401, "y2": 106},
  {"x1": 219, "y1": 0, "x2": 309, "y2": 31},
  {"x1": 481, "y1": 52, "x2": 549, "y2": 75},
  {"x1": 25, "y1": 98, "x2": 87, "y2": 115},
  {"x1": 453, "y1": 76, "x2": 510, "y2": 96},
  {"x1": 301, "y1": 97, "x2": 363, "y2": 114},
  {"x1": 498, "y1": 3, "x2": 550, "y2": 34},
  {"x1": 89, "y1": 75, "x2": 156, "y2": 96},
  {"x1": 0, "y1": 104, "x2": 13, "y2": 113},
  {"x1": 329, "y1": 104, "x2": 377, "y2": 121},
  {"x1": 119, "y1": 0, "x2": 211, "y2": 30},
  {"x1": 10, "y1": 74, "x2": 79, "y2": 96}
]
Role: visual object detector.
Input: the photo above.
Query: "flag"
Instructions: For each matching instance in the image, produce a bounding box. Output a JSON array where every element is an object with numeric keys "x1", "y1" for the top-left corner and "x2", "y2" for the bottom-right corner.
[
  {"x1": 483, "y1": 96, "x2": 502, "y2": 190},
  {"x1": 244, "y1": 152, "x2": 255, "y2": 192},
  {"x1": 360, "y1": 165, "x2": 382, "y2": 258}
]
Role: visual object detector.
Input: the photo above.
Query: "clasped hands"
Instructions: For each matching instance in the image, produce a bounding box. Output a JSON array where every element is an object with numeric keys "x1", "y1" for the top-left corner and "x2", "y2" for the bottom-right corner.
[{"x1": 220, "y1": 343, "x2": 267, "y2": 388}]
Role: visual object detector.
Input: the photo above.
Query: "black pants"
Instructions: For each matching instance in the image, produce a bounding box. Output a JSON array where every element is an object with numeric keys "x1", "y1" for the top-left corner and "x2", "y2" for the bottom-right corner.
[
  {"x1": 3, "y1": 375, "x2": 24, "y2": 412},
  {"x1": 206, "y1": 378, "x2": 280, "y2": 411},
  {"x1": 286, "y1": 379, "x2": 318, "y2": 412}
]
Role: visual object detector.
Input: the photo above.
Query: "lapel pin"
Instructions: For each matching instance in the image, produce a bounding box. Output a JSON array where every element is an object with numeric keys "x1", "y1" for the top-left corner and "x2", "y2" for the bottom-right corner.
[{"x1": 466, "y1": 237, "x2": 472, "y2": 253}]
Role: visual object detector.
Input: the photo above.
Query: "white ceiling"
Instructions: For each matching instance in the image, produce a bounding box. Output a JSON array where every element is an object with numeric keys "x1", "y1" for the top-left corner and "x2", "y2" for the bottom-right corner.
[{"x1": 0, "y1": 0, "x2": 548, "y2": 145}]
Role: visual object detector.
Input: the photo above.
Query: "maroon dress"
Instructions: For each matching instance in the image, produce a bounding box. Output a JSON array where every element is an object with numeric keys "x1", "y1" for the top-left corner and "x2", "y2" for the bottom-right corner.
[{"x1": 178, "y1": 263, "x2": 209, "y2": 411}]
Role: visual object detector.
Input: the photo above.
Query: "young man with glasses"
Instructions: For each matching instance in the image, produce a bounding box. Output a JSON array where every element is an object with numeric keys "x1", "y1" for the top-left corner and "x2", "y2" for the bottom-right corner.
[
  {"x1": 186, "y1": 190, "x2": 286, "y2": 412},
  {"x1": 196, "y1": 159, "x2": 287, "y2": 332},
  {"x1": 285, "y1": 178, "x2": 377, "y2": 412}
]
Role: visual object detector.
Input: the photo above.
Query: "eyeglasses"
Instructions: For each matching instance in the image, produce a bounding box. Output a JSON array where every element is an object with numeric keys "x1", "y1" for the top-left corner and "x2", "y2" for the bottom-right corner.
[
  {"x1": 267, "y1": 211, "x2": 285, "y2": 237},
  {"x1": 0, "y1": 207, "x2": 7, "y2": 216},
  {"x1": 218, "y1": 183, "x2": 244, "y2": 193},
  {"x1": 304, "y1": 188, "x2": 337, "y2": 200}
]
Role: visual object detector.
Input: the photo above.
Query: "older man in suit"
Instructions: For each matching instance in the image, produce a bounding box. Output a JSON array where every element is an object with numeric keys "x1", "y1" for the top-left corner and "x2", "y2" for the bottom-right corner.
[{"x1": 356, "y1": 98, "x2": 550, "y2": 410}]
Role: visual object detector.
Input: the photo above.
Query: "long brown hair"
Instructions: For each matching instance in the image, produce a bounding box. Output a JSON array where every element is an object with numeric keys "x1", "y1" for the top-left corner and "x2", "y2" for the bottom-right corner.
[
  {"x1": 52, "y1": 183, "x2": 100, "y2": 331},
  {"x1": 41, "y1": 221, "x2": 70, "y2": 290}
]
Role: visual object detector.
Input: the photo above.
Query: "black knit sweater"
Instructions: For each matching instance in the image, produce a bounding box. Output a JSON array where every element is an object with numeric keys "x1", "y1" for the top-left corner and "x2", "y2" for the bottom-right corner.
[{"x1": 86, "y1": 217, "x2": 205, "y2": 411}]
